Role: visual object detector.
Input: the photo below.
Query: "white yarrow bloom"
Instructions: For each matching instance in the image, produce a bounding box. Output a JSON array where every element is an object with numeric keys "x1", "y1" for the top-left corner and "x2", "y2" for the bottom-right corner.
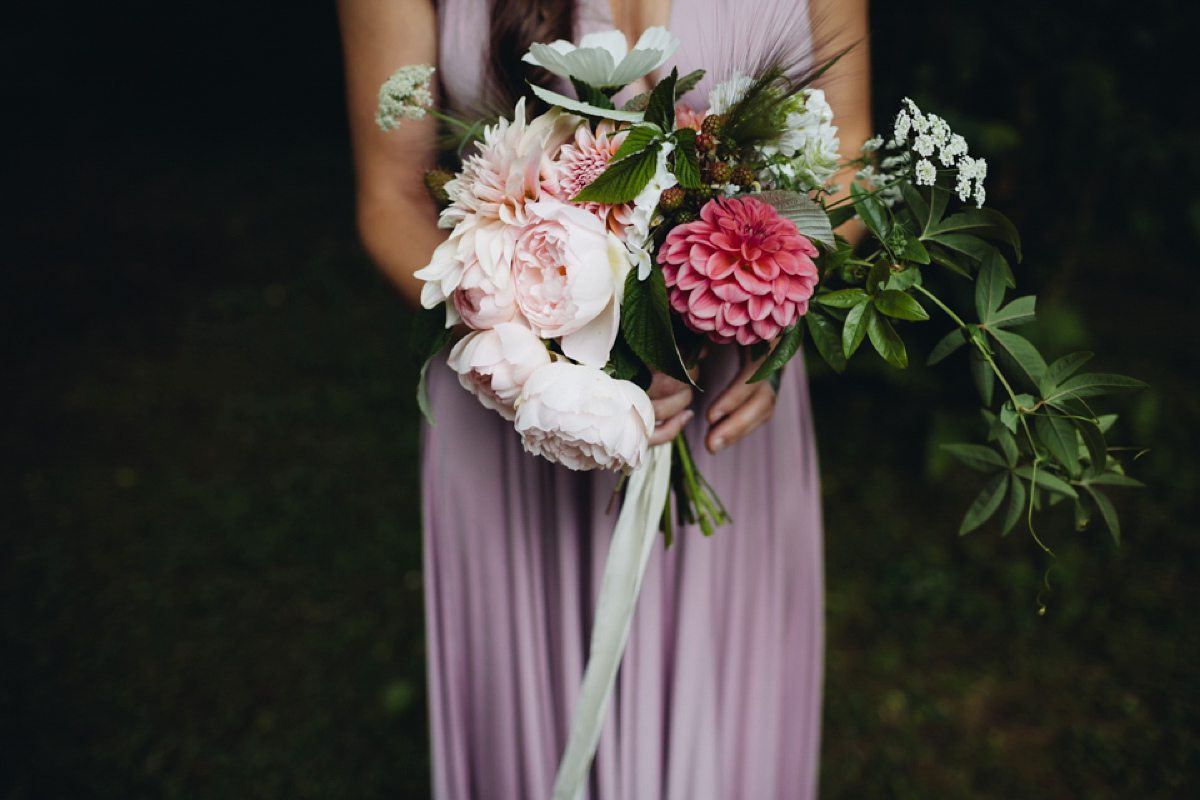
[
  {"x1": 522, "y1": 27, "x2": 679, "y2": 89},
  {"x1": 914, "y1": 133, "x2": 936, "y2": 158},
  {"x1": 915, "y1": 158, "x2": 936, "y2": 186},
  {"x1": 376, "y1": 65, "x2": 436, "y2": 130}
]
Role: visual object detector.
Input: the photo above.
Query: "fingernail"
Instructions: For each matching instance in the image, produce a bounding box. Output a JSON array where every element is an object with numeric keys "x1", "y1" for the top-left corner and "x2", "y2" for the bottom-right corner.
[
  {"x1": 711, "y1": 437, "x2": 725, "y2": 453},
  {"x1": 682, "y1": 410, "x2": 695, "y2": 426}
]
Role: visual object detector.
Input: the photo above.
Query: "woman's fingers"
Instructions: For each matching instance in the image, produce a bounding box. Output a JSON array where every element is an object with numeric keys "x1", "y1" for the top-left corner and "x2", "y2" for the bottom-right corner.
[
  {"x1": 705, "y1": 355, "x2": 778, "y2": 453},
  {"x1": 648, "y1": 408, "x2": 694, "y2": 447},
  {"x1": 646, "y1": 366, "x2": 700, "y2": 447}
]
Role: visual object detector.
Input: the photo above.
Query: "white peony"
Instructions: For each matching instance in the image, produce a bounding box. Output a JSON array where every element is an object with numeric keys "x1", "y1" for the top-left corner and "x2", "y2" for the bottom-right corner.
[
  {"x1": 514, "y1": 362, "x2": 654, "y2": 472},
  {"x1": 446, "y1": 324, "x2": 552, "y2": 421}
]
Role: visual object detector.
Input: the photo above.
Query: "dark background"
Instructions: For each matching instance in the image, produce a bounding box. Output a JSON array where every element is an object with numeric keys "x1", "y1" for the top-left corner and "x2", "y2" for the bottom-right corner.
[{"x1": 4, "y1": 1, "x2": 1198, "y2": 797}]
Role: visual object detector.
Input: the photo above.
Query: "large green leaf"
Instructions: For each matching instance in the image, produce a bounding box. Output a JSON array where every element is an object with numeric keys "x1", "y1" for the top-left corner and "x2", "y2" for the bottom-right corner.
[
  {"x1": 1014, "y1": 466, "x2": 1078, "y2": 499},
  {"x1": 842, "y1": 301, "x2": 871, "y2": 357},
  {"x1": 970, "y1": 348, "x2": 995, "y2": 406},
  {"x1": 924, "y1": 232, "x2": 991, "y2": 262},
  {"x1": 815, "y1": 288, "x2": 869, "y2": 308},
  {"x1": 924, "y1": 241, "x2": 973, "y2": 278},
  {"x1": 867, "y1": 311, "x2": 907, "y2": 367},
  {"x1": 988, "y1": 328, "x2": 1047, "y2": 391},
  {"x1": 1040, "y1": 351, "x2": 1094, "y2": 396},
  {"x1": 1050, "y1": 372, "x2": 1149, "y2": 401},
  {"x1": 960, "y1": 472, "x2": 1009, "y2": 535},
  {"x1": 570, "y1": 77, "x2": 616, "y2": 110},
  {"x1": 850, "y1": 183, "x2": 890, "y2": 241},
  {"x1": 990, "y1": 295, "x2": 1036, "y2": 329},
  {"x1": 928, "y1": 207, "x2": 1022, "y2": 261},
  {"x1": 897, "y1": 236, "x2": 931, "y2": 265},
  {"x1": 749, "y1": 321, "x2": 805, "y2": 383},
  {"x1": 974, "y1": 249, "x2": 1008, "y2": 322},
  {"x1": 1000, "y1": 473, "x2": 1027, "y2": 536},
  {"x1": 806, "y1": 310, "x2": 846, "y2": 373},
  {"x1": 1037, "y1": 414, "x2": 1082, "y2": 478},
  {"x1": 610, "y1": 123, "x2": 662, "y2": 162},
  {"x1": 1073, "y1": 416, "x2": 1108, "y2": 477},
  {"x1": 886, "y1": 266, "x2": 923, "y2": 292},
  {"x1": 572, "y1": 143, "x2": 660, "y2": 204},
  {"x1": 927, "y1": 328, "x2": 967, "y2": 366},
  {"x1": 1083, "y1": 484, "x2": 1120, "y2": 545},
  {"x1": 1087, "y1": 472, "x2": 1144, "y2": 488},
  {"x1": 873, "y1": 289, "x2": 929, "y2": 321},
  {"x1": 619, "y1": 266, "x2": 692, "y2": 384},
  {"x1": 826, "y1": 203, "x2": 857, "y2": 230},
  {"x1": 941, "y1": 443, "x2": 1008, "y2": 472},
  {"x1": 901, "y1": 183, "x2": 930, "y2": 231},
  {"x1": 926, "y1": 186, "x2": 950, "y2": 235},
  {"x1": 620, "y1": 69, "x2": 705, "y2": 112},
  {"x1": 643, "y1": 67, "x2": 678, "y2": 130},
  {"x1": 993, "y1": 424, "x2": 1019, "y2": 467},
  {"x1": 756, "y1": 191, "x2": 836, "y2": 250},
  {"x1": 671, "y1": 127, "x2": 701, "y2": 188}
]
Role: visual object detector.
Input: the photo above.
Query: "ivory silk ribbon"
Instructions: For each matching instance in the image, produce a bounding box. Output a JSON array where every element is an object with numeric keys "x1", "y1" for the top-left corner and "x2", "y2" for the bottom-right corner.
[{"x1": 550, "y1": 442, "x2": 673, "y2": 800}]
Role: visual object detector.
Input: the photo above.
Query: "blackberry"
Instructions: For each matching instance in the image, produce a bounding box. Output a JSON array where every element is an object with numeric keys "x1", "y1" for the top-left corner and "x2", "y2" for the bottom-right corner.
[
  {"x1": 701, "y1": 114, "x2": 724, "y2": 137},
  {"x1": 658, "y1": 186, "x2": 685, "y2": 212},
  {"x1": 705, "y1": 162, "x2": 732, "y2": 184},
  {"x1": 694, "y1": 131, "x2": 716, "y2": 152},
  {"x1": 730, "y1": 165, "x2": 754, "y2": 187}
]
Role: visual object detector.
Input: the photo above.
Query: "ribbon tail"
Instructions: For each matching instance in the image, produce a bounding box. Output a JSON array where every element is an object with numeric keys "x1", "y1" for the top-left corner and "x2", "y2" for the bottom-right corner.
[{"x1": 550, "y1": 442, "x2": 673, "y2": 800}]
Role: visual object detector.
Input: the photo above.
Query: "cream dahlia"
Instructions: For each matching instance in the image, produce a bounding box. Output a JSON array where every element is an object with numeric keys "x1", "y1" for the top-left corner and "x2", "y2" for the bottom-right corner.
[
  {"x1": 657, "y1": 196, "x2": 820, "y2": 345},
  {"x1": 555, "y1": 121, "x2": 633, "y2": 237}
]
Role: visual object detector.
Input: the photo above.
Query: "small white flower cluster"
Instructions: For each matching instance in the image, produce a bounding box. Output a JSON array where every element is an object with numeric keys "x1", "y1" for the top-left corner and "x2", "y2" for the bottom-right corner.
[
  {"x1": 376, "y1": 64, "x2": 436, "y2": 131},
  {"x1": 888, "y1": 98, "x2": 987, "y2": 207}
]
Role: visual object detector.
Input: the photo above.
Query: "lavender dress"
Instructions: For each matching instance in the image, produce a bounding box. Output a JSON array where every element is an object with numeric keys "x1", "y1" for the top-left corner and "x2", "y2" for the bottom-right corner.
[{"x1": 424, "y1": 1, "x2": 823, "y2": 797}]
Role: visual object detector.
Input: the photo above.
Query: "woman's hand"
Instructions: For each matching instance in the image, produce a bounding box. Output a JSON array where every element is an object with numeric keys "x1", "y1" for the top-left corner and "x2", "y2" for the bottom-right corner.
[
  {"x1": 647, "y1": 366, "x2": 698, "y2": 447},
  {"x1": 705, "y1": 350, "x2": 778, "y2": 454}
]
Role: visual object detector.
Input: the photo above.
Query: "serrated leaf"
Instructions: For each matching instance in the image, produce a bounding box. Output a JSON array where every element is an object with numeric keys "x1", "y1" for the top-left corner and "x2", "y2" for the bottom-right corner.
[
  {"x1": 851, "y1": 183, "x2": 890, "y2": 241},
  {"x1": 991, "y1": 295, "x2": 1036, "y2": 329},
  {"x1": 868, "y1": 311, "x2": 907, "y2": 367},
  {"x1": 675, "y1": 68, "x2": 705, "y2": 96},
  {"x1": 1050, "y1": 372, "x2": 1148, "y2": 401},
  {"x1": 1073, "y1": 416, "x2": 1107, "y2": 477},
  {"x1": 610, "y1": 123, "x2": 662, "y2": 162},
  {"x1": 886, "y1": 266, "x2": 923, "y2": 291},
  {"x1": 1086, "y1": 473, "x2": 1144, "y2": 488},
  {"x1": 670, "y1": 127, "x2": 701, "y2": 188},
  {"x1": 606, "y1": 334, "x2": 645, "y2": 383},
  {"x1": 941, "y1": 443, "x2": 1008, "y2": 472},
  {"x1": 960, "y1": 472, "x2": 1009, "y2": 535},
  {"x1": 1037, "y1": 414, "x2": 1082, "y2": 478},
  {"x1": 806, "y1": 310, "x2": 846, "y2": 373},
  {"x1": 975, "y1": 249, "x2": 1008, "y2": 322},
  {"x1": 643, "y1": 67, "x2": 678, "y2": 130},
  {"x1": 1014, "y1": 466, "x2": 1078, "y2": 499},
  {"x1": 927, "y1": 328, "x2": 967, "y2": 366},
  {"x1": 874, "y1": 289, "x2": 929, "y2": 321},
  {"x1": 570, "y1": 77, "x2": 616, "y2": 110},
  {"x1": 928, "y1": 207, "x2": 1022, "y2": 261},
  {"x1": 756, "y1": 190, "x2": 836, "y2": 250},
  {"x1": 843, "y1": 301, "x2": 871, "y2": 358},
  {"x1": 1084, "y1": 484, "x2": 1120, "y2": 544},
  {"x1": 749, "y1": 322, "x2": 805, "y2": 383},
  {"x1": 970, "y1": 348, "x2": 995, "y2": 406},
  {"x1": 988, "y1": 328, "x2": 1047, "y2": 391},
  {"x1": 573, "y1": 144, "x2": 659, "y2": 204},
  {"x1": 816, "y1": 288, "x2": 870, "y2": 308},
  {"x1": 619, "y1": 265, "x2": 692, "y2": 384},
  {"x1": 1000, "y1": 473, "x2": 1027, "y2": 535},
  {"x1": 1040, "y1": 352, "x2": 1094, "y2": 396}
]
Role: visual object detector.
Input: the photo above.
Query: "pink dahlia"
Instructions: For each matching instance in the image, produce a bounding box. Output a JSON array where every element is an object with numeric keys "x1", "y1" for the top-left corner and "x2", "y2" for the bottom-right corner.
[
  {"x1": 555, "y1": 121, "x2": 633, "y2": 237},
  {"x1": 658, "y1": 196, "x2": 820, "y2": 345}
]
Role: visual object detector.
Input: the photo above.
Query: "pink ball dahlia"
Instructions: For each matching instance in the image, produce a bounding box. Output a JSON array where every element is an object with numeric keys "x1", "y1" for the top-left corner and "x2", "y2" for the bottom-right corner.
[{"x1": 658, "y1": 196, "x2": 820, "y2": 345}]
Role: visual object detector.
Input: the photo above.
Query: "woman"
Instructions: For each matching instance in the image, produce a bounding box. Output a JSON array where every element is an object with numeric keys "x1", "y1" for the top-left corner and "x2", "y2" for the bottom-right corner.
[{"x1": 337, "y1": 0, "x2": 870, "y2": 797}]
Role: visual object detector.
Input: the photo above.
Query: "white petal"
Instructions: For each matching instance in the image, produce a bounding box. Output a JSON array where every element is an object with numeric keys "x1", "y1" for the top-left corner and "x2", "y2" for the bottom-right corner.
[
  {"x1": 528, "y1": 84, "x2": 643, "y2": 122},
  {"x1": 560, "y1": 46, "x2": 619, "y2": 87},
  {"x1": 578, "y1": 30, "x2": 630, "y2": 61},
  {"x1": 607, "y1": 49, "x2": 669, "y2": 88},
  {"x1": 560, "y1": 297, "x2": 619, "y2": 368},
  {"x1": 522, "y1": 42, "x2": 580, "y2": 79},
  {"x1": 632, "y1": 26, "x2": 680, "y2": 57}
]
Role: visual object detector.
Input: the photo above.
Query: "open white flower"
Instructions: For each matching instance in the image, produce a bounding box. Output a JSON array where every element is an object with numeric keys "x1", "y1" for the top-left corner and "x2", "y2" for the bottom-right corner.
[{"x1": 523, "y1": 27, "x2": 679, "y2": 90}]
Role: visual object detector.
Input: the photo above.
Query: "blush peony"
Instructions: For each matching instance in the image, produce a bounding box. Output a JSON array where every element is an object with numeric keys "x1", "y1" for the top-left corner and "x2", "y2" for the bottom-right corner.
[
  {"x1": 446, "y1": 324, "x2": 552, "y2": 421},
  {"x1": 514, "y1": 362, "x2": 654, "y2": 472},
  {"x1": 657, "y1": 195, "x2": 820, "y2": 345}
]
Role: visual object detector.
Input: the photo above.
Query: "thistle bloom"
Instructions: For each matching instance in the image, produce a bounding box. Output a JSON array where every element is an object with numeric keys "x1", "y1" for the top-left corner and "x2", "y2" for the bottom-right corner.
[{"x1": 658, "y1": 196, "x2": 819, "y2": 345}]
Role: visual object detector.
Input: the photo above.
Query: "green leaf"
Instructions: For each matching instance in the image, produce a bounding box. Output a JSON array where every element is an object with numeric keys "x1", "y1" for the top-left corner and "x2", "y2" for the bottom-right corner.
[
  {"x1": 816, "y1": 288, "x2": 870, "y2": 308},
  {"x1": 1087, "y1": 472, "x2": 1144, "y2": 488},
  {"x1": 1036, "y1": 414, "x2": 1082, "y2": 478},
  {"x1": 924, "y1": 232, "x2": 991, "y2": 262},
  {"x1": 826, "y1": 204, "x2": 856, "y2": 229},
  {"x1": 842, "y1": 301, "x2": 871, "y2": 358},
  {"x1": 1040, "y1": 351, "x2": 1093, "y2": 396},
  {"x1": 620, "y1": 69, "x2": 705, "y2": 112},
  {"x1": 975, "y1": 249, "x2": 1008, "y2": 323},
  {"x1": 573, "y1": 144, "x2": 659, "y2": 204},
  {"x1": 941, "y1": 443, "x2": 1009, "y2": 472},
  {"x1": 1083, "y1": 484, "x2": 1120, "y2": 544},
  {"x1": 867, "y1": 311, "x2": 907, "y2": 367},
  {"x1": 1073, "y1": 416, "x2": 1108, "y2": 477},
  {"x1": 926, "y1": 186, "x2": 951, "y2": 234},
  {"x1": 988, "y1": 328, "x2": 1047, "y2": 391},
  {"x1": 610, "y1": 123, "x2": 662, "y2": 162},
  {"x1": 756, "y1": 190, "x2": 836, "y2": 250},
  {"x1": 990, "y1": 295, "x2": 1036, "y2": 329},
  {"x1": 670, "y1": 127, "x2": 701, "y2": 188},
  {"x1": 928, "y1": 207, "x2": 1022, "y2": 261},
  {"x1": 898, "y1": 236, "x2": 931, "y2": 264},
  {"x1": 806, "y1": 310, "x2": 846, "y2": 373},
  {"x1": 411, "y1": 306, "x2": 456, "y2": 425},
  {"x1": 644, "y1": 67, "x2": 678, "y2": 130},
  {"x1": 1000, "y1": 473, "x2": 1027, "y2": 536},
  {"x1": 970, "y1": 348, "x2": 995, "y2": 406},
  {"x1": 902, "y1": 182, "x2": 930, "y2": 230},
  {"x1": 570, "y1": 77, "x2": 616, "y2": 110},
  {"x1": 993, "y1": 425, "x2": 1019, "y2": 467},
  {"x1": 1096, "y1": 413, "x2": 1118, "y2": 433},
  {"x1": 886, "y1": 266, "x2": 923, "y2": 291},
  {"x1": 606, "y1": 334, "x2": 647, "y2": 383},
  {"x1": 866, "y1": 260, "x2": 890, "y2": 293},
  {"x1": 851, "y1": 182, "x2": 890, "y2": 241},
  {"x1": 925, "y1": 241, "x2": 972, "y2": 278},
  {"x1": 874, "y1": 289, "x2": 929, "y2": 321},
  {"x1": 749, "y1": 322, "x2": 805, "y2": 383},
  {"x1": 1015, "y1": 466, "x2": 1079, "y2": 499},
  {"x1": 528, "y1": 83, "x2": 644, "y2": 121},
  {"x1": 960, "y1": 472, "x2": 1009, "y2": 535},
  {"x1": 619, "y1": 265, "x2": 692, "y2": 384},
  {"x1": 1051, "y1": 372, "x2": 1149, "y2": 401},
  {"x1": 927, "y1": 328, "x2": 967, "y2": 366}
]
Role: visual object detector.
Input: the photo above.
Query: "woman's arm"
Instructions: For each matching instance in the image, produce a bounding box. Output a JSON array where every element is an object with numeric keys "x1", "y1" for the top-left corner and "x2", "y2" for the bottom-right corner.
[{"x1": 337, "y1": 0, "x2": 445, "y2": 308}]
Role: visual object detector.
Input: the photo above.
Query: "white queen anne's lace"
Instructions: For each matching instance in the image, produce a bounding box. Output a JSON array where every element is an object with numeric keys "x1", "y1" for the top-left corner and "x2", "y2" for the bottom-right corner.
[{"x1": 375, "y1": 65, "x2": 436, "y2": 130}]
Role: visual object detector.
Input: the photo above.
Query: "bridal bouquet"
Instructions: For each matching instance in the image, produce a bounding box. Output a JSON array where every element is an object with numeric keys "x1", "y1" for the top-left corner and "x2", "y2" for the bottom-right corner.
[{"x1": 378, "y1": 26, "x2": 1144, "y2": 799}]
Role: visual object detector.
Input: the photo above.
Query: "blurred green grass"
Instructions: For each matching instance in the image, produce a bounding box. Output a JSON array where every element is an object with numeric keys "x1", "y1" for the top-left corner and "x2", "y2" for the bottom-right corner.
[{"x1": 4, "y1": 0, "x2": 1199, "y2": 797}]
